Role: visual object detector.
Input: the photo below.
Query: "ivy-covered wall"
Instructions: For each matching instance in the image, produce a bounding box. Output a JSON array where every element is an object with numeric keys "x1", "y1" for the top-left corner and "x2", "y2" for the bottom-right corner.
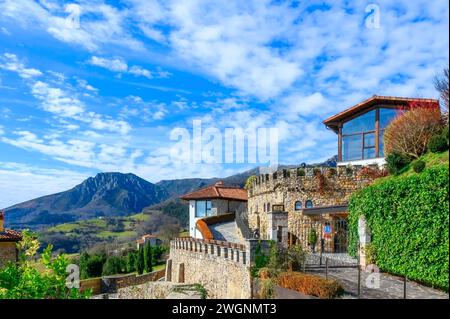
[{"x1": 348, "y1": 166, "x2": 449, "y2": 290}]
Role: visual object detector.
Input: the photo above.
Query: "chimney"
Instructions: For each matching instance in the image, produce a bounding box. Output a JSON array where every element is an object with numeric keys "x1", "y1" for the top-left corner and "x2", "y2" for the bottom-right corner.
[
  {"x1": 0, "y1": 211, "x2": 4, "y2": 232},
  {"x1": 215, "y1": 181, "x2": 224, "y2": 186}
]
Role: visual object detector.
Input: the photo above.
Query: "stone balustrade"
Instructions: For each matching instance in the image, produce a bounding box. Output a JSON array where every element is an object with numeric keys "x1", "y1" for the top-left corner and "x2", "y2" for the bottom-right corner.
[{"x1": 171, "y1": 237, "x2": 248, "y2": 265}]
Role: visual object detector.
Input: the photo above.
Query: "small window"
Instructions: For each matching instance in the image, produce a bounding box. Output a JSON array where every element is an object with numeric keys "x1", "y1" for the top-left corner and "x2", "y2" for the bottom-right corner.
[
  {"x1": 267, "y1": 203, "x2": 271, "y2": 212},
  {"x1": 195, "y1": 200, "x2": 212, "y2": 217},
  {"x1": 294, "y1": 201, "x2": 302, "y2": 210},
  {"x1": 305, "y1": 200, "x2": 313, "y2": 208}
]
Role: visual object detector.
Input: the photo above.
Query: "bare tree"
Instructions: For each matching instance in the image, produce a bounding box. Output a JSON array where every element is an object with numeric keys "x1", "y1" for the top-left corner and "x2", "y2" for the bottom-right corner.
[
  {"x1": 434, "y1": 68, "x2": 449, "y2": 124},
  {"x1": 384, "y1": 104, "x2": 442, "y2": 159}
]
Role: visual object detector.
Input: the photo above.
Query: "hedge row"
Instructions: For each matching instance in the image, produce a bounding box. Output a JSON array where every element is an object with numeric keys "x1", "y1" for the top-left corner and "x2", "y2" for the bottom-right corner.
[
  {"x1": 348, "y1": 166, "x2": 449, "y2": 290},
  {"x1": 276, "y1": 272, "x2": 344, "y2": 299}
]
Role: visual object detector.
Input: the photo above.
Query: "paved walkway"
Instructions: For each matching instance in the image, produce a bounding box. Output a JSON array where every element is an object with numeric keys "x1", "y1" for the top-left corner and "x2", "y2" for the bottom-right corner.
[
  {"x1": 209, "y1": 221, "x2": 244, "y2": 244},
  {"x1": 307, "y1": 267, "x2": 448, "y2": 299}
]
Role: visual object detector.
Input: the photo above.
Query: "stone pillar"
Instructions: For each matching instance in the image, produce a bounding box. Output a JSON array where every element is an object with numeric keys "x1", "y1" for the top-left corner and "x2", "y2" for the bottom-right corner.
[
  {"x1": 358, "y1": 216, "x2": 371, "y2": 269},
  {"x1": 178, "y1": 263, "x2": 185, "y2": 283},
  {"x1": 266, "y1": 211, "x2": 289, "y2": 247},
  {"x1": 165, "y1": 259, "x2": 172, "y2": 282}
]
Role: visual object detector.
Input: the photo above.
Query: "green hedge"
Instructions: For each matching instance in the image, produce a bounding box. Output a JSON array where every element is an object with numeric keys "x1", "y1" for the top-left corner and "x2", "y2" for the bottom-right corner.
[{"x1": 348, "y1": 166, "x2": 449, "y2": 290}]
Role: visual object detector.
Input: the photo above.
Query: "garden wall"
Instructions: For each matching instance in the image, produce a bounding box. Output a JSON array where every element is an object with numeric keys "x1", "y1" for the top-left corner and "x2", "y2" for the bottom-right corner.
[{"x1": 348, "y1": 166, "x2": 449, "y2": 290}]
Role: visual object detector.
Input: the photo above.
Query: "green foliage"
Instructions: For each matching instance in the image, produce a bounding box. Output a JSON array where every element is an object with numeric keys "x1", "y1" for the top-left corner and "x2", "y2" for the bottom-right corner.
[
  {"x1": 0, "y1": 230, "x2": 91, "y2": 299},
  {"x1": 364, "y1": 243, "x2": 377, "y2": 265},
  {"x1": 297, "y1": 168, "x2": 305, "y2": 176},
  {"x1": 250, "y1": 241, "x2": 271, "y2": 277},
  {"x1": 287, "y1": 244, "x2": 307, "y2": 271},
  {"x1": 259, "y1": 278, "x2": 276, "y2": 299},
  {"x1": 126, "y1": 251, "x2": 137, "y2": 273},
  {"x1": 244, "y1": 175, "x2": 257, "y2": 190},
  {"x1": 428, "y1": 131, "x2": 449, "y2": 153},
  {"x1": 136, "y1": 246, "x2": 145, "y2": 275},
  {"x1": 412, "y1": 160, "x2": 426, "y2": 173},
  {"x1": 348, "y1": 166, "x2": 449, "y2": 290},
  {"x1": 79, "y1": 252, "x2": 106, "y2": 279},
  {"x1": 307, "y1": 228, "x2": 318, "y2": 246},
  {"x1": 386, "y1": 152, "x2": 411, "y2": 175},
  {"x1": 102, "y1": 256, "x2": 127, "y2": 276},
  {"x1": 144, "y1": 242, "x2": 153, "y2": 273}
]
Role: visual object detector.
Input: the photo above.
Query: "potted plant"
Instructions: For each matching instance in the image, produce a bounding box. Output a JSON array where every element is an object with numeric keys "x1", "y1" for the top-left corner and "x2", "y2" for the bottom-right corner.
[{"x1": 307, "y1": 228, "x2": 318, "y2": 253}]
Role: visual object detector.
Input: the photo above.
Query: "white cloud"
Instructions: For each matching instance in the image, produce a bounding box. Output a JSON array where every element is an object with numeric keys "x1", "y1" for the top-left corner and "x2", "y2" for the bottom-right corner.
[
  {"x1": 0, "y1": 53, "x2": 42, "y2": 78},
  {"x1": 0, "y1": 162, "x2": 90, "y2": 208},
  {"x1": 89, "y1": 56, "x2": 128, "y2": 72},
  {"x1": 129, "y1": 65, "x2": 152, "y2": 79},
  {"x1": 0, "y1": 125, "x2": 4, "y2": 135}
]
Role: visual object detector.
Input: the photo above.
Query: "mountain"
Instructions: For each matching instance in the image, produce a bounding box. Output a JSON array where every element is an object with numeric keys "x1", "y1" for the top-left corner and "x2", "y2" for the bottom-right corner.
[
  {"x1": 4, "y1": 172, "x2": 169, "y2": 229},
  {"x1": 4, "y1": 156, "x2": 337, "y2": 230}
]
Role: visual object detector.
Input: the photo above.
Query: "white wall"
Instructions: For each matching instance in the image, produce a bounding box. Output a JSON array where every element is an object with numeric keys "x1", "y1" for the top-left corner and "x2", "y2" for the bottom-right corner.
[{"x1": 338, "y1": 157, "x2": 386, "y2": 167}]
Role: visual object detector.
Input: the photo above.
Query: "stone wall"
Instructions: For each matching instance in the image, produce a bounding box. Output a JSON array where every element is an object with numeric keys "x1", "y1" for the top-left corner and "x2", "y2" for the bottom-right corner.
[
  {"x1": 0, "y1": 242, "x2": 17, "y2": 268},
  {"x1": 247, "y1": 166, "x2": 376, "y2": 249},
  {"x1": 168, "y1": 238, "x2": 271, "y2": 299},
  {"x1": 98, "y1": 281, "x2": 203, "y2": 299}
]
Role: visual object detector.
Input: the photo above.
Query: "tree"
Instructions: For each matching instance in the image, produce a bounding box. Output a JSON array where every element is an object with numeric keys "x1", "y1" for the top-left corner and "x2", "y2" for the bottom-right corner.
[
  {"x1": 144, "y1": 242, "x2": 152, "y2": 273},
  {"x1": 126, "y1": 251, "x2": 137, "y2": 273},
  {"x1": 384, "y1": 104, "x2": 442, "y2": 159},
  {"x1": 0, "y1": 230, "x2": 90, "y2": 299},
  {"x1": 79, "y1": 253, "x2": 106, "y2": 279},
  {"x1": 102, "y1": 256, "x2": 126, "y2": 276},
  {"x1": 135, "y1": 246, "x2": 145, "y2": 275},
  {"x1": 434, "y1": 68, "x2": 449, "y2": 123}
]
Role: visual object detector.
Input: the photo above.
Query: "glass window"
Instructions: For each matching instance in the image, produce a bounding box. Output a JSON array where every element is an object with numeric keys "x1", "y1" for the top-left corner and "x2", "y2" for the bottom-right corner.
[
  {"x1": 342, "y1": 134, "x2": 362, "y2": 161},
  {"x1": 195, "y1": 200, "x2": 211, "y2": 217},
  {"x1": 379, "y1": 108, "x2": 402, "y2": 129},
  {"x1": 342, "y1": 110, "x2": 376, "y2": 134},
  {"x1": 379, "y1": 130, "x2": 385, "y2": 157},
  {"x1": 295, "y1": 201, "x2": 302, "y2": 210},
  {"x1": 305, "y1": 200, "x2": 313, "y2": 208},
  {"x1": 364, "y1": 132, "x2": 375, "y2": 148},
  {"x1": 364, "y1": 148, "x2": 376, "y2": 159}
]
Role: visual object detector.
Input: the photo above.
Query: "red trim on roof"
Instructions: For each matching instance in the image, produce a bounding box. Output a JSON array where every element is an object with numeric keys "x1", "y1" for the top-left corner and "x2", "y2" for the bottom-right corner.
[{"x1": 323, "y1": 96, "x2": 440, "y2": 132}]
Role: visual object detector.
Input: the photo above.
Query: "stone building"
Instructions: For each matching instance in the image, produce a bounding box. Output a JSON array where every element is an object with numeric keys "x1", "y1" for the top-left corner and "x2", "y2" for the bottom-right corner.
[
  {"x1": 180, "y1": 181, "x2": 247, "y2": 239},
  {"x1": 0, "y1": 211, "x2": 22, "y2": 268},
  {"x1": 247, "y1": 96, "x2": 439, "y2": 253},
  {"x1": 136, "y1": 234, "x2": 162, "y2": 249}
]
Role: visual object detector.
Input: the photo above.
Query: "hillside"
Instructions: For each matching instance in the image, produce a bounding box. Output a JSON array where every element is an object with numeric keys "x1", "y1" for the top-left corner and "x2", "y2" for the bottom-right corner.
[{"x1": 4, "y1": 172, "x2": 169, "y2": 229}]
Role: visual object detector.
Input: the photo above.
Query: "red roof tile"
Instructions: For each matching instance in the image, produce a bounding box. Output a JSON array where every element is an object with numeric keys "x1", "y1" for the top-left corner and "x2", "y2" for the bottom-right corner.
[
  {"x1": 180, "y1": 181, "x2": 248, "y2": 201},
  {"x1": 0, "y1": 229, "x2": 22, "y2": 242}
]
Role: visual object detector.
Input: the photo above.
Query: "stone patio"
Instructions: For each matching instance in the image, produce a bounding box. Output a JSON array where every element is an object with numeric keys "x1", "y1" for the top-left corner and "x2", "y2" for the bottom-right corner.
[{"x1": 306, "y1": 267, "x2": 448, "y2": 299}]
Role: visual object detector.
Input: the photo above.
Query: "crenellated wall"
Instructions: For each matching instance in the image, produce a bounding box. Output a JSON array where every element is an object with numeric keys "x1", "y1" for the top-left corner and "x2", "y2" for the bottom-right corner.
[{"x1": 168, "y1": 237, "x2": 271, "y2": 299}]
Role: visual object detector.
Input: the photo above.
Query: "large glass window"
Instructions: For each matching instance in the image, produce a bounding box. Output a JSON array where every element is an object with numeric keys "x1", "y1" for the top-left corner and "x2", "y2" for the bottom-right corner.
[
  {"x1": 342, "y1": 110, "x2": 375, "y2": 134},
  {"x1": 379, "y1": 108, "x2": 401, "y2": 129},
  {"x1": 342, "y1": 134, "x2": 362, "y2": 161},
  {"x1": 195, "y1": 200, "x2": 211, "y2": 217}
]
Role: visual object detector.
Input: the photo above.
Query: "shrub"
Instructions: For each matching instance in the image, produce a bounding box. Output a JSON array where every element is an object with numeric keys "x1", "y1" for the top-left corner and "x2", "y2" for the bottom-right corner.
[
  {"x1": 0, "y1": 231, "x2": 91, "y2": 299},
  {"x1": 364, "y1": 243, "x2": 377, "y2": 265},
  {"x1": 250, "y1": 241, "x2": 271, "y2": 278},
  {"x1": 345, "y1": 165, "x2": 353, "y2": 176},
  {"x1": 326, "y1": 168, "x2": 336, "y2": 178},
  {"x1": 297, "y1": 168, "x2": 305, "y2": 176},
  {"x1": 358, "y1": 166, "x2": 388, "y2": 179},
  {"x1": 412, "y1": 160, "x2": 426, "y2": 173},
  {"x1": 428, "y1": 133, "x2": 448, "y2": 153},
  {"x1": 307, "y1": 228, "x2": 317, "y2": 246},
  {"x1": 386, "y1": 152, "x2": 411, "y2": 175},
  {"x1": 244, "y1": 175, "x2": 256, "y2": 190},
  {"x1": 348, "y1": 166, "x2": 449, "y2": 290},
  {"x1": 102, "y1": 256, "x2": 126, "y2": 276},
  {"x1": 277, "y1": 272, "x2": 344, "y2": 299},
  {"x1": 384, "y1": 105, "x2": 442, "y2": 159}
]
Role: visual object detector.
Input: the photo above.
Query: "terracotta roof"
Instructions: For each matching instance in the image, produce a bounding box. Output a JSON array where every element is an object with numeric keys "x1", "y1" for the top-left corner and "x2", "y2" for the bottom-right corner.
[
  {"x1": 0, "y1": 229, "x2": 22, "y2": 242},
  {"x1": 180, "y1": 181, "x2": 247, "y2": 201},
  {"x1": 323, "y1": 95, "x2": 440, "y2": 132}
]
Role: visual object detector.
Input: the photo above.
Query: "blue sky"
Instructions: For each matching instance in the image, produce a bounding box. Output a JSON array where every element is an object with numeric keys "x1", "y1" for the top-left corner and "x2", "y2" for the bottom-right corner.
[{"x1": 0, "y1": 0, "x2": 448, "y2": 208}]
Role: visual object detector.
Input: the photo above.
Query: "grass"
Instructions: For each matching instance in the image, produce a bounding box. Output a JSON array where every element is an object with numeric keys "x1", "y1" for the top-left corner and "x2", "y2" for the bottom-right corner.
[
  {"x1": 152, "y1": 263, "x2": 166, "y2": 272},
  {"x1": 43, "y1": 213, "x2": 150, "y2": 244}
]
